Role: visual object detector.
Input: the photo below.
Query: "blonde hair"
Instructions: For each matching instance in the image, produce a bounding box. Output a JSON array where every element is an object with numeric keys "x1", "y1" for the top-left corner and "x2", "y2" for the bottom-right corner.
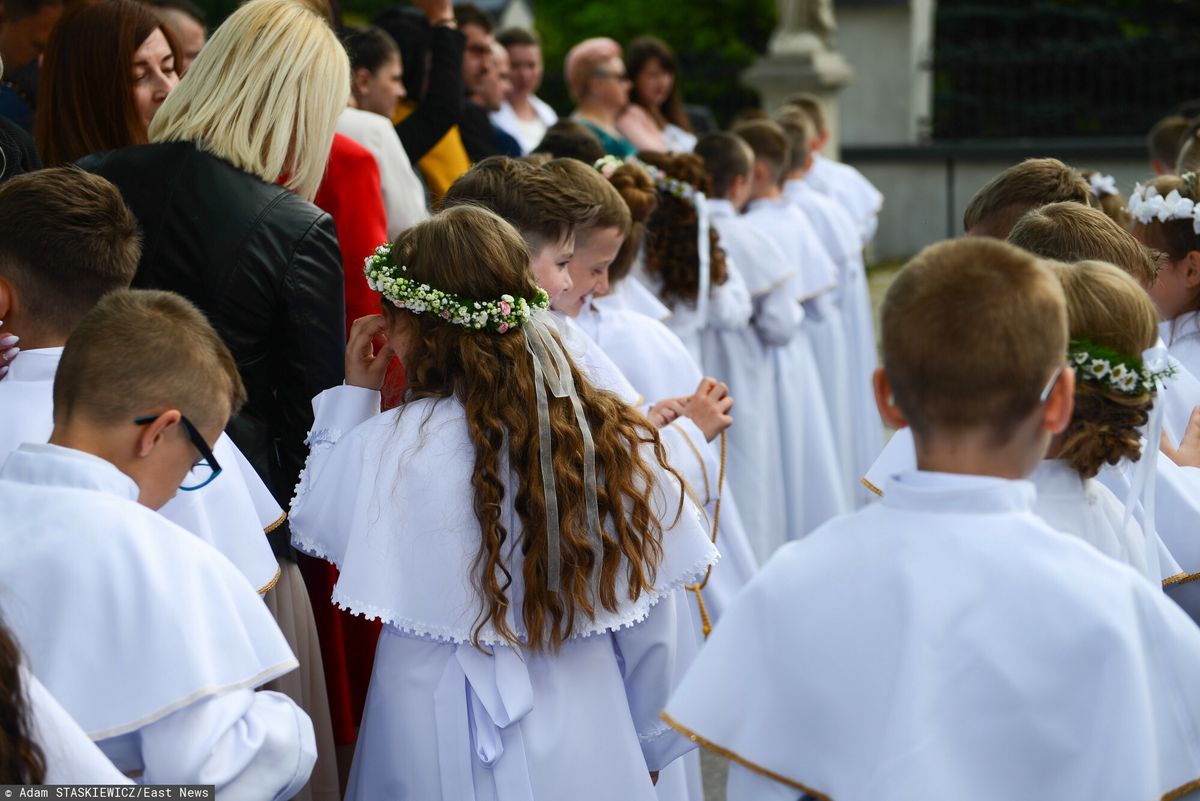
[
  {"x1": 148, "y1": 0, "x2": 349, "y2": 200},
  {"x1": 962, "y1": 158, "x2": 1093, "y2": 238},
  {"x1": 881, "y1": 238, "x2": 1067, "y2": 442},
  {"x1": 1051, "y1": 260, "x2": 1159, "y2": 478},
  {"x1": 54, "y1": 289, "x2": 247, "y2": 431},
  {"x1": 1008, "y1": 202, "x2": 1158, "y2": 288}
]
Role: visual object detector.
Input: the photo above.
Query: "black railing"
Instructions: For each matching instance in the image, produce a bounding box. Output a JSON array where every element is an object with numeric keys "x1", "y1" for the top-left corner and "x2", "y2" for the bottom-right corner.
[{"x1": 932, "y1": 1, "x2": 1200, "y2": 140}]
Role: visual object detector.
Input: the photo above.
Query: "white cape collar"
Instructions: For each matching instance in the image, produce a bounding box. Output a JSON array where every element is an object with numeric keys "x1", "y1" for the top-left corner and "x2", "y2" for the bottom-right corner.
[{"x1": 2, "y1": 442, "x2": 139, "y2": 502}]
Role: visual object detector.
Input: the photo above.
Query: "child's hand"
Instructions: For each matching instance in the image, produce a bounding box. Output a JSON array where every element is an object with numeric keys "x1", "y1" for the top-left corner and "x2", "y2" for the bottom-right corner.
[
  {"x1": 1161, "y1": 405, "x2": 1200, "y2": 468},
  {"x1": 345, "y1": 315, "x2": 394, "y2": 391},
  {"x1": 681, "y1": 377, "x2": 734, "y2": 442},
  {"x1": 647, "y1": 398, "x2": 686, "y2": 428}
]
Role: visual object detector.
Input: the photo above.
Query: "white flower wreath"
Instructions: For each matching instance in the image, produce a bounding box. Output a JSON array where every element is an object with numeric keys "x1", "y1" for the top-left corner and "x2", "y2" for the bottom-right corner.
[
  {"x1": 1069, "y1": 340, "x2": 1175, "y2": 395},
  {"x1": 364, "y1": 243, "x2": 550, "y2": 334},
  {"x1": 1127, "y1": 177, "x2": 1200, "y2": 234}
]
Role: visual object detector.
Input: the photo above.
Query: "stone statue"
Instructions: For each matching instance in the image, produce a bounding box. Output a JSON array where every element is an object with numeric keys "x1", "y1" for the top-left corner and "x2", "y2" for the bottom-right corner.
[{"x1": 771, "y1": 0, "x2": 837, "y2": 53}]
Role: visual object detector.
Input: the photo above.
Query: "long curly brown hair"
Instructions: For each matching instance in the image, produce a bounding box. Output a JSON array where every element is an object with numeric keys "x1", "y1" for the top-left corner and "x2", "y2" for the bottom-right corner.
[
  {"x1": 637, "y1": 151, "x2": 728, "y2": 306},
  {"x1": 1052, "y1": 260, "x2": 1159, "y2": 479},
  {"x1": 385, "y1": 205, "x2": 680, "y2": 651},
  {"x1": 0, "y1": 619, "x2": 45, "y2": 784}
]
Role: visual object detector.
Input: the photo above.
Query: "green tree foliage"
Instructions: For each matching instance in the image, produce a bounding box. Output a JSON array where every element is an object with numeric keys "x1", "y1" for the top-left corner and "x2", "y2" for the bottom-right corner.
[{"x1": 530, "y1": 0, "x2": 776, "y2": 126}]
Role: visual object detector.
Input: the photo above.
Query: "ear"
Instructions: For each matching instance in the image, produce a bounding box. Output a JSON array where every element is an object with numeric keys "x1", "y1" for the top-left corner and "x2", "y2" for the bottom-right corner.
[
  {"x1": 351, "y1": 66, "x2": 373, "y2": 98},
  {"x1": 752, "y1": 160, "x2": 770, "y2": 185},
  {"x1": 1041, "y1": 366, "x2": 1075, "y2": 436},
  {"x1": 1152, "y1": 159, "x2": 1167, "y2": 177},
  {"x1": 134, "y1": 410, "x2": 183, "y2": 458},
  {"x1": 873, "y1": 368, "x2": 908, "y2": 430},
  {"x1": 1182, "y1": 250, "x2": 1200, "y2": 289}
]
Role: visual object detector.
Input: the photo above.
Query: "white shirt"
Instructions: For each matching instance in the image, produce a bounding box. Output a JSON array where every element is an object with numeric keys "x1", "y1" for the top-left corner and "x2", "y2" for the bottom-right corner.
[
  {"x1": 491, "y1": 95, "x2": 558, "y2": 155},
  {"x1": 667, "y1": 470, "x2": 1200, "y2": 801},
  {"x1": 337, "y1": 106, "x2": 429, "y2": 239},
  {"x1": 0, "y1": 346, "x2": 281, "y2": 593},
  {"x1": 806, "y1": 151, "x2": 884, "y2": 246},
  {"x1": 0, "y1": 443, "x2": 315, "y2": 795},
  {"x1": 24, "y1": 668, "x2": 132, "y2": 785}
]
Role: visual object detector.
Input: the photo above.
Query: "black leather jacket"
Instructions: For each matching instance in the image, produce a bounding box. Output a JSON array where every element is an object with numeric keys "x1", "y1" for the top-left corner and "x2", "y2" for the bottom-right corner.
[{"x1": 81, "y1": 142, "x2": 346, "y2": 529}]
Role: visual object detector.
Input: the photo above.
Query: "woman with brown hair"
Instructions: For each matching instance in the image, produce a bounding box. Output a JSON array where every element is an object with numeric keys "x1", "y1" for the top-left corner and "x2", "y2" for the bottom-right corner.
[
  {"x1": 618, "y1": 36, "x2": 697, "y2": 153},
  {"x1": 290, "y1": 204, "x2": 717, "y2": 801},
  {"x1": 36, "y1": 0, "x2": 179, "y2": 166}
]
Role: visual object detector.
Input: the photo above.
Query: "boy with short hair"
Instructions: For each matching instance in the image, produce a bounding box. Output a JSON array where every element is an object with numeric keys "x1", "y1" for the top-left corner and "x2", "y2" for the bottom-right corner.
[
  {"x1": 0, "y1": 288, "x2": 316, "y2": 792},
  {"x1": 0, "y1": 166, "x2": 281, "y2": 594},
  {"x1": 1148, "y1": 113, "x2": 1191, "y2": 175},
  {"x1": 777, "y1": 110, "x2": 880, "y2": 502},
  {"x1": 665, "y1": 237, "x2": 1200, "y2": 801},
  {"x1": 694, "y1": 130, "x2": 798, "y2": 560},
  {"x1": 780, "y1": 92, "x2": 882, "y2": 246},
  {"x1": 733, "y1": 118, "x2": 850, "y2": 533},
  {"x1": 961, "y1": 157, "x2": 1092, "y2": 238}
]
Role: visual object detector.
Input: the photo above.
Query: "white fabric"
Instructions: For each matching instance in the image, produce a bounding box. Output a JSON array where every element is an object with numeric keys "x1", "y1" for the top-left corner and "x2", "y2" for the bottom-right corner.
[
  {"x1": 784, "y1": 178, "x2": 881, "y2": 505},
  {"x1": 865, "y1": 430, "x2": 1184, "y2": 585},
  {"x1": 490, "y1": 96, "x2": 558, "y2": 155},
  {"x1": 597, "y1": 275, "x2": 671, "y2": 321},
  {"x1": 746, "y1": 196, "x2": 853, "y2": 501},
  {"x1": 24, "y1": 667, "x2": 132, "y2": 785},
  {"x1": 574, "y1": 300, "x2": 759, "y2": 623},
  {"x1": 661, "y1": 123, "x2": 697, "y2": 154},
  {"x1": 743, "y1": 202, "x2": 850, "y2": 539},
  {"x1": 290, "y1": 386, "x2": 719, "y2": 644},
  {"x1": 806, "y1": 152, "x2": 883, "y2": 246},
  {"x1": 101, "y1": 686, "x2": 316, "y2": 798},
  {"x1": 630, "y1": 252, "x2": 752, "y2": 368},
  {"x1": 705, "y1": 200, "x2": 799, "y2": 561},
  {"x1": 667, "y1": 470, "x2": 1200, "y2": 801},
  {"x1": 0, "y1": 444, "x2": 314, "y2": 793},
  {"x1": 337, "y1": 106, "x2": 429, "y2": 239},
  {"x1": 550, "y1": 311, "x2": 724, "y2": 511},
  {"x1": 1031, "y1": 459, "x2": 1161, "y2": 583},
  {"x1": 288, "y1": 386, "x2": 715, "y2": 801},
  {"x1": 0, "y1": 346, "x2": 280, "y2": 593}
]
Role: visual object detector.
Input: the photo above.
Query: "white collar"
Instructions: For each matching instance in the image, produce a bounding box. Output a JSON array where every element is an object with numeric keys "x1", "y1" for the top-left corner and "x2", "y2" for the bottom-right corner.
[
  {"x1": 1029, "y1": 459, "x2": 1087, "y2": 498},
  {"x1": 706, "y1": 198, "x2": 737, "y2": 218},
  {"x1": 1, "y1": 442, "x2": 139, "y2": 502},
  {"x1": 6, "y1": 346, "x2": 63, "y2": 383},
  {"x1": 745, "y1": 196, "x2": 790, "y2": 214},
  {"x1": 882, "y1": 470, "x2": 1036, "y2": 515}
]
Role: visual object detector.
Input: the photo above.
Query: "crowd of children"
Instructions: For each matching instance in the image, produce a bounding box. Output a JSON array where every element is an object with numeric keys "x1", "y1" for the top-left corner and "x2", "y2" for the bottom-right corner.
[{"x1": 5, "y1": 0, "x2": 1200, "y2": 798}]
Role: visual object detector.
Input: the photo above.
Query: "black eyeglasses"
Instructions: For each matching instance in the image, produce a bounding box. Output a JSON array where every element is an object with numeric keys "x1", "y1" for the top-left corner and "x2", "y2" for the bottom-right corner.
[{"x1": 134, "y1": 413, "x2": 222, "y2": 491}]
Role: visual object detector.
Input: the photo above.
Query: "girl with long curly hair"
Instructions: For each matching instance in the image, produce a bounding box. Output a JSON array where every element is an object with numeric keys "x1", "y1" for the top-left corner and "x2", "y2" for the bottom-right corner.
[{"x1": 289, "y1": 205, "x2": 717, "y2": 801}]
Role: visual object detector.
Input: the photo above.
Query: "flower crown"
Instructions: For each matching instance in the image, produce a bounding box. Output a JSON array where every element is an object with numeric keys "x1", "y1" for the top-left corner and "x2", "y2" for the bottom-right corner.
[
  {"x1": 364, "y1": 243, "x2": 550, "y2": 333},
  {"x1": 1088, "y1": 173, "x2": 1118, "y2": 198},
  {"x1": 1127, "y1": 175, "x2": 1200, "y2": 234},
  {"x1": 594, "y1": 155, "x2": 700, "y2": 205},
  {"x1": 1069, "y1": 339, "x2": 1176, "y2": 395}
]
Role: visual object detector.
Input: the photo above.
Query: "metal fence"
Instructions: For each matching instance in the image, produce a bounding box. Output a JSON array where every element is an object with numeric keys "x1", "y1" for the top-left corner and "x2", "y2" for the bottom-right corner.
[{"x1": 932, "y1": 1, "x2": 1200, "y2": 140}]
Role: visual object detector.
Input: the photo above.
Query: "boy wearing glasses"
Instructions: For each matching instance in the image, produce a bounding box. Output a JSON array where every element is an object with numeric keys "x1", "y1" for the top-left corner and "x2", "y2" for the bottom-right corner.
[
  {"x1": 0, "y1": 288, "x2": 317, "y2": 792},
  {"x1": 664, "y1": 238, "x2": 1200, "y2": 801},
  {"x1": 0, "y1": 167, "x2": 281, "y2": 594}
]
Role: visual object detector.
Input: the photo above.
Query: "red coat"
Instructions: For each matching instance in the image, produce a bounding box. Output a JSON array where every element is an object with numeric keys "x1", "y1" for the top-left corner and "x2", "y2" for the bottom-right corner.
[{"x1": 303, "y1": 133, "x2": 393, "y2": 745}]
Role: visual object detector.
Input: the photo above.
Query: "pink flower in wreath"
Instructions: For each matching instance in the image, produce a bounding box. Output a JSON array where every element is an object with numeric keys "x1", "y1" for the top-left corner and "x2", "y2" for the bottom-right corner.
[
  {"x1": 500, "y1": 300, "x2": 512, "y2": 315},
  {"x1": 498, "y1": 322, "x2": 510, "y2": 334}
]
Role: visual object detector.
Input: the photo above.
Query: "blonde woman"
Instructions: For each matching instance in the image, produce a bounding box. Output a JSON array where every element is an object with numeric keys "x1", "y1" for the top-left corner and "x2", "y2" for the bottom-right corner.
[{"x1": 80, "y1": 0, "x2": 347, "y2": 797}]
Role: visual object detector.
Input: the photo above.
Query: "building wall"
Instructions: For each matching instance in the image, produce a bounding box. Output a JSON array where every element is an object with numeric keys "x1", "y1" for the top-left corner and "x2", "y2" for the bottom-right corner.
[
  {"x1": 836, "y1": 4, "x2": 914, "y2": 146},
  {"x1": 850, "y1": 153, "x2": 1150, "y2": 263}
]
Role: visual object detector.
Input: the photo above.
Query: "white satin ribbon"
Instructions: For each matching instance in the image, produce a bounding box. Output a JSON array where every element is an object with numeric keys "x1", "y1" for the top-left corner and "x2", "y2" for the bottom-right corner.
[
  {"x1": 434, "y1": 644, "x2": 535, "y2": 800},
  {"x1": 695, "y1": 192, "x2": 711, "y2": 324},
  {"x1": 522, "y1": 312, "x2": 603, "y2": 591},
  {"x1": 1123, "y1": 345, "x2": 1170, "y2": 587}
]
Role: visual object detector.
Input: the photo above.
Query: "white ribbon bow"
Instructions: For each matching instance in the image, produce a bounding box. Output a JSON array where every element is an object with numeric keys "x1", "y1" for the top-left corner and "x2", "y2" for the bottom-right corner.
[{"x1": 522, "y1": 312, "x2": 603, "y2": 591}]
